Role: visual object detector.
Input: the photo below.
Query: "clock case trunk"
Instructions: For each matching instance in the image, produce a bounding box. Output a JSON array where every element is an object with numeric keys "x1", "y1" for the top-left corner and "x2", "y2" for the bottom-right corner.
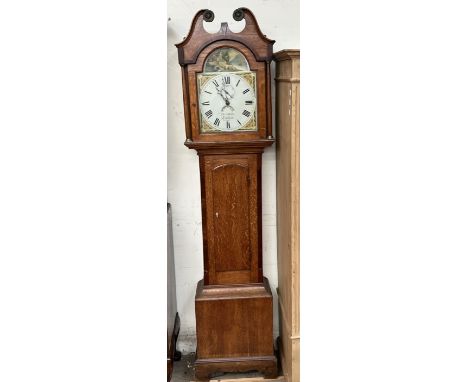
[
  {"x1": 193, "y1": 145, "x2": 276, "y2": 380},
  {"x1": 176, "y1": 9, "x2": 277, "y2": 380}
]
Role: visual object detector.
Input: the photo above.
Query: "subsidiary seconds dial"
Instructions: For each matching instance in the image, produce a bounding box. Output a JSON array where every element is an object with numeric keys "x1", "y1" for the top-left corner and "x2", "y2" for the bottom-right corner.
[{"x1": 199, "y1": 73, "x2": 256, "y2": 132}]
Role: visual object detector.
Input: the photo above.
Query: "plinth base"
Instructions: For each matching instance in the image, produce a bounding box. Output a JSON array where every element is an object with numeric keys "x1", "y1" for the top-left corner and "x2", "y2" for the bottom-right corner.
[
  {"x1": 194, "y1": 277, "x2": 277, "y2": 381},
  {"x1": 194, "y1": 355, "x2": 277, "y2": 381}
]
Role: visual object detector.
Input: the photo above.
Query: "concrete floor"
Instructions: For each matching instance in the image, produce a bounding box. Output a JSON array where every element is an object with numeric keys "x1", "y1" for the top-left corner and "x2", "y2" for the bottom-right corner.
[
  {"x1": 171, "y1": 352, "x2": 194, "y2": 382},
  {"x1": 171, "y1": 352, "x2": 275, "y2": 382}
]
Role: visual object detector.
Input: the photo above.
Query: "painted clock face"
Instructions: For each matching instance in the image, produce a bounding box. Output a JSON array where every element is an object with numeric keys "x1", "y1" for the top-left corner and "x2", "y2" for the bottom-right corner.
[{"x1": 198, "y1": 72, "x2": 257, "y2": 132}]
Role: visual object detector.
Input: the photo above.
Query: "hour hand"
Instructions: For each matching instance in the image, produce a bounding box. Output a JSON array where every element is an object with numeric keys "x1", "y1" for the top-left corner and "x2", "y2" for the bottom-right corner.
[{"x1": 217, "y1": 88, "x2": 230, "y2": 106}]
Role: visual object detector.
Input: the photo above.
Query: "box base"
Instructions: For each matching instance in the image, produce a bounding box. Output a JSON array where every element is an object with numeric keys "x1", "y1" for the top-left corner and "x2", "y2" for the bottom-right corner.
[{"x1": 194, "y1": 277, "x2": 277, "y2": 381}]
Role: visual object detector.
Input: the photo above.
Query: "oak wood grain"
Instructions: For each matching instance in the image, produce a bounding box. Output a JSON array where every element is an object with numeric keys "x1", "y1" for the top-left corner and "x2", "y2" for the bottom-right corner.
[
  {"x1": 176, "y1": 9, "x2": 277, "y2": 380},
  {"x1": 200, "y1": 154, "x2": 262, "y2": 285},
  {"x1": 195, "y1": 278, "x2": 277, "y2": 380}
]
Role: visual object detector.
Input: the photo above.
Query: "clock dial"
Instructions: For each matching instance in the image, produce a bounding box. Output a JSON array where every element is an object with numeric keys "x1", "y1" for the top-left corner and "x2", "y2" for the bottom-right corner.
[{"x1": 198, "y1": 72, "x2": 257, "y2": 132}]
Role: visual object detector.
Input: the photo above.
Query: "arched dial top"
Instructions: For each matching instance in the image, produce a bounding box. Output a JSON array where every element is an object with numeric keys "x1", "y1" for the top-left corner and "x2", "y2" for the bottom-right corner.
[
  {"x1": 176, "y1": 8, "x2": 275, "y2": 148},
  {"x1": 198, "y1": 47, "x2": 257, "y2": 133}
]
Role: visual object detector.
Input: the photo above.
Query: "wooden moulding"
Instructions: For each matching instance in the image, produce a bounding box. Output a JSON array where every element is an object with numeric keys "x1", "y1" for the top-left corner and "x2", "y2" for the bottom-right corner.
[
  {"x1": 175, "y1": 8, "x2": 275, "y2": 65},
  {"x1": 273, "y1": 50, "x2": 300, "y2": 85},
  {"x1": 194, "y1": 278, "x2": 277, "y2": 381},
  {"x1": 199, "y1": 377, "x2": 285, "y2": 382},
  {"x1": 195, "y1": 277, "x2": 272, "y2": 301},
  {"x1": 185, "y1": 139, "x2": 274, "y2": 152},
  {"x1": 272, "y1": 49, "x2": 300, "y2": 62},
  {"x1": 194, "y1": 357, "x2": 278, "y2": 382}
]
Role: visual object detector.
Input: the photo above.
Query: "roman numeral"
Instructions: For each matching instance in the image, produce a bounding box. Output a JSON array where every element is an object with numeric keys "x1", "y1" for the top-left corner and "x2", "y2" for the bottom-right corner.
[
  {"x1": 213, "y1": 79, "x2": 219, "y2": 87},
  {"x1": 226, "y1": 121, "x2": 231, "y2": 129},
  {"x1": 242, "y1": 110, "x2": 251, "y2": 117},
  {"x1": 237, "y1": 119, "x2": 242, "y2": 125},
  {"x1": 223, "y1": 76, "x2": 230, "y2": 84},
  {"x1": 214, "y1": 118, "x2": 220, "y2": 126},
  {"x1": 242, "y1": 88, "x2": 250, "y2": 94},
  {"x1": 205, "y1": 110, "x2": 213, "y2": 118},
  {"x1": 204, "y1": 90, "x2": 212, "y2": 94},
  {"x1": 236, "y1": 79, "x2": 240, "y2": 87},
  {"x1": 201, "y1": 101, "x2": 210, "y2": 106},
  {"x1": 245, "y1": 100, "x2": 253, "y2": 105}
]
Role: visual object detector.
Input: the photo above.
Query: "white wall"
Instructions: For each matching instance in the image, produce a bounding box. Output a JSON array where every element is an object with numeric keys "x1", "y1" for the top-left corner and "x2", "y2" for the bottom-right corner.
[{"x1": 167, "y1": 0, "x2": 299, "y2": 352}]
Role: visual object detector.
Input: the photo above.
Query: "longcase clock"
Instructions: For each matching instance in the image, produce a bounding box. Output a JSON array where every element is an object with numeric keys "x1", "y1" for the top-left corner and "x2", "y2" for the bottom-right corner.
[{"x1": 176, "y1": 8, "x2": 277, "y2": 380}]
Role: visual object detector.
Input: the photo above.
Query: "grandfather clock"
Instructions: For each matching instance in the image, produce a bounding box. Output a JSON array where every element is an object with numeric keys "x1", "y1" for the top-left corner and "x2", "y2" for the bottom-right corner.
[{"x1": 176, "y1": 8, "x2": 277, "y2": 380}]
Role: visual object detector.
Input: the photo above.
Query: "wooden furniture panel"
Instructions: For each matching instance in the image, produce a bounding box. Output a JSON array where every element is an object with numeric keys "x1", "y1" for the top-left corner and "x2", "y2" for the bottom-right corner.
[
  {"x1": 212, "y1": 164, "x2": 251, "y2": 271},
  {"x1": 200, "y1": 154, "x2": 263, "y2": 285},
  {"x1": 167, "y1": 203, "x2": 181, "y2": 381},
  {"x1": 195, "y1": 278, "x2": 277, "y2": 380},
  {"x1": 195, "y1": 279, "x2": 273, "y2": 358},
  {"x1": 274, "y1": 50, "x2": 300, "y2": 382}
]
